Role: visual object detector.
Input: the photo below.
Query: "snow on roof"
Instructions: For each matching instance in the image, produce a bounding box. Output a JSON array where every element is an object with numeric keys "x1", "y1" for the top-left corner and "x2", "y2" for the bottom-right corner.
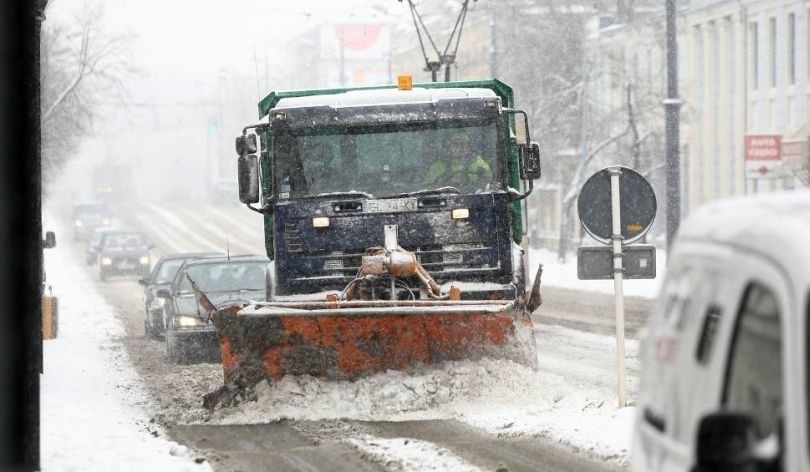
[
  {"x1": 677, "y1": 190, "x2": 810, "y2": 285},
  {"x1": 274, "y1": 87, "x2": 497, "y2": 111}
]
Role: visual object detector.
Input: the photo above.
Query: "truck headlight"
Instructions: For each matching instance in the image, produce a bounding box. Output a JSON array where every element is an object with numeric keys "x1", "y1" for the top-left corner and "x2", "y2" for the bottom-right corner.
[
  {"x1": 139, "y1": 256, "x2": 150, "y2": 265},
  {"x1": 102, "y1": 218, "x2": 110, "y2": 226},
  {"x1": 312, "y1": 217, "x2": 330, "y2": 228},
  {"x1": 101, "y1": 257, "x2": 113, "y2": 266},
  {"x1": 74, "y1": 220, "x2": 83, "y2": 227},
  {"x1": 451, "y1": 208, "x2": 470, "y2": 220},
  {"x1": 176, "y1": 315, "x2": 203, "y2": 327}
]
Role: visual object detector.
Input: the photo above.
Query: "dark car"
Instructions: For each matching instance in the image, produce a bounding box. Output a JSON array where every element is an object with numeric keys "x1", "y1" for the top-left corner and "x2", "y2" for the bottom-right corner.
[
  {"x1": 86, "y1": 227, "x2": 116, "y2": 265},
  {"x1": 160, "y1": 255, "x2": 268, "y2": 364},
  {"x1": 97, "y1": 230, "x2": 153, "y2": 281},
  {"x1": 72, "y1": 201, "x2": 111, "y2": 240},
  {"x1": 139, "y1": 252, "x2": 222, "y2": 340}
]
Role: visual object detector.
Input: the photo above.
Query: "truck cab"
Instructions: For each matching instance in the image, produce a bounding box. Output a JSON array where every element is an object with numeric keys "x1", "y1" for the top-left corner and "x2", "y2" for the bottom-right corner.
[{"x1": 236, "y1": 79, "x2": 541, "y2": 303}]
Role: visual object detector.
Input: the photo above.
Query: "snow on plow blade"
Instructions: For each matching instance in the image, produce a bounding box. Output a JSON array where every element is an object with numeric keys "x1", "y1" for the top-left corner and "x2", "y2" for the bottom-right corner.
[{"x1": 211, "y1": 300, "x2": 537, "y2": 388}]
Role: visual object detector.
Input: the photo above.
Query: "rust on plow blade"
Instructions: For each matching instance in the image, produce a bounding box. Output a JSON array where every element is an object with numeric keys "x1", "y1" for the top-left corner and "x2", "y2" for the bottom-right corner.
[{"x1": 211, "y1": 300, "x2": 538, "y2": 388}]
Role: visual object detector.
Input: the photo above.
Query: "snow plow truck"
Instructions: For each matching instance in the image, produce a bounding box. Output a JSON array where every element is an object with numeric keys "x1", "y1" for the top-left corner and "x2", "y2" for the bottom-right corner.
[{"x1": 210, "y1": 77, "x2": 544, "y2": 401}]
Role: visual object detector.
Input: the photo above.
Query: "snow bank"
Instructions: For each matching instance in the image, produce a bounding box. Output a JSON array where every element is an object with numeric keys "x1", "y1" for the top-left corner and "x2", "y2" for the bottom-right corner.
[
  {"x1": 213, "y1": 359, "x2": 545, "y2": 424},
  {"x1": 210, "y1": 354, "x2": 633, "y2": 466},
  {"x1": 41, "y1": 213, "x2": 210, "y2": 471}
]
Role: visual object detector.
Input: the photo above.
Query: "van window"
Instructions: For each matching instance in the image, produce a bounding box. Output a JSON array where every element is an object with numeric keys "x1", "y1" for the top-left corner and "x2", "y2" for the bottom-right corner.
[
  {"x1": 723, "y1": 282, "x2": 783, "y2": 439},
  {"x1": 695, "y1": 305, "x2": 722, "y2": 364}
]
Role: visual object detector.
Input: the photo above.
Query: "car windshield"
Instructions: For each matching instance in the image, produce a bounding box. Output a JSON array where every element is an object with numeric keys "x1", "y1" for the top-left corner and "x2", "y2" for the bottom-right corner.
[
  {"x1": 178, "y1": 261, "x2": 266, "y2": 294},
  {"x1": 152, "y1": 259, "x2": 186, "y2": 284},
  {"x1": 102, "y1": 233, "x2": 147, "y2": 248},
  {"x1": 273, "y1": 121, "x2": 499, "y2": 199},
  {"x1": 74, "y1": 203, "x2": 109, "y2": 216}
]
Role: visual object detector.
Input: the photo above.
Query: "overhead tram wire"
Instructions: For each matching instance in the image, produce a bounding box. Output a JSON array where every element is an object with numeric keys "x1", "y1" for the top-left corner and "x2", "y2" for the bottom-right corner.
[{"x1": 400, "y1": 0, "x2": 476, "y2": 82}]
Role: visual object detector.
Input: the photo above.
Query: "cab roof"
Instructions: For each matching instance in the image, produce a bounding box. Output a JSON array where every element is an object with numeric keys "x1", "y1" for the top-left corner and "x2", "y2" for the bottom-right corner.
[
  {"x1": 258, "y1": 79, "x2": 514, "y2": 118},
  {"x1": 676, "y1": 190, "x2": 810, "y2": 285},
  {"x1": 273, "y1": 87, "x2": 497, "y2": 111}
]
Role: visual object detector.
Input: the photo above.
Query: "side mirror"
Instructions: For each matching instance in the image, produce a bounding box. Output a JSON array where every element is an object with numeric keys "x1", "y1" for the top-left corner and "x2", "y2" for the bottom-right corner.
[
  {"x1": 138, "y1": 278, "x2": 148, "y2": 286},
  {"x1": 694, "y1": 412, "x2": 778, "y2": 472},
  {"x1": 156, "y1": 289, "x2": 171, "y2": 298},
  {"x1": 44, "y1": 231, "x2": 56, "y2": 249},
  {"x1": 238, "y1": 154, "x2": 260, "y2": 204},
  {"x1": 235, "y1": 134, "x2": 258, "y2": 156},
  {"x1": 518, "y1": 142, "x2": 541, "y2": 180}
]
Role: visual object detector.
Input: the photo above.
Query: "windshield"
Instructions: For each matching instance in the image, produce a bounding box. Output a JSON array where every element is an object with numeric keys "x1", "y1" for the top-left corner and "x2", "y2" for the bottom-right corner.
[
  {"x1": 101, "y1": 232, "x2": 147, "y2": 248},
  {"x1": 178, "y1": 261, "x2": 266, "y2": 294},
  {"x1": 74, "y1": 203, "x2": 109, "y2": 216},
  {"x1": 152, "y1": 259, "x2": 186, "y2": 284},
  {"x1": 273, "y1": 121, "x2": 500, "y2": 199}
]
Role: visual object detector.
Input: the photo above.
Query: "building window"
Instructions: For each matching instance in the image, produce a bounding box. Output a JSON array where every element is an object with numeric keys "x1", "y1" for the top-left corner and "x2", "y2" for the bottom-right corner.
[
  {"x1": 770, "y1": 17, "x2": 777, "y2": 88},
  {"x1": 750, "y1": 22, "x2": 759, "y2": 90},
  {"x1": 788, "y1": 13, "x2": 796, "y2": 85}
]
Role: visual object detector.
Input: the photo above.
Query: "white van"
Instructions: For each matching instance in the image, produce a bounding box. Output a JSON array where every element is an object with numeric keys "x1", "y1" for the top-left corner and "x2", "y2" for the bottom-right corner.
[{"x1": 632, "y1": 191, "x2": 810, "y2": 472}]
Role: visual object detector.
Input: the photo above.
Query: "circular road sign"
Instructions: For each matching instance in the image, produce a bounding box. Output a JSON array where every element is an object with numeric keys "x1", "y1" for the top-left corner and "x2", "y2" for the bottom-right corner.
[{"x1": 577, "y1": 166, "x2": 657, "y2": 245}]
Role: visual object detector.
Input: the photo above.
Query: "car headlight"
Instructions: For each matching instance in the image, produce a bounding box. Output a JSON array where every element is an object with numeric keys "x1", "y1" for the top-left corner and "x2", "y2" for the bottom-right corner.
[
  {"x1": 101, "y1": 218, "x2": 110, "y2": 226},
  {"x1": 139, "y1": 256, "x2": 150, "y2": 265},
  {"x1": 149, "y1": 297, "x2": 166, "y2": 310},
  {"x1": 101, "y1": 257, "x2": 113, "y2": 266},
  {"x1": 176, "y1": 315, "x2": 203, "y2": 327},
  {"x1": 74, "y1": 220, "x2": 83, "y2": 227}
]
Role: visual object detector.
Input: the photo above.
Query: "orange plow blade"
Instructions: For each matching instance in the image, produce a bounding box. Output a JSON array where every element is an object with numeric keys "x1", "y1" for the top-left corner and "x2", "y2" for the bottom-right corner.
[{"x1": 211, "y1": 300, "x2": 537, "y2": 387}]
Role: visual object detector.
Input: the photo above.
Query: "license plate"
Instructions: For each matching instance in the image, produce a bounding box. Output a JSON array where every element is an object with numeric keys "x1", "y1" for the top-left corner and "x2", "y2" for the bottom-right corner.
[{"x1": 366, "y1": 198, "x2": 418, "y2": 214}]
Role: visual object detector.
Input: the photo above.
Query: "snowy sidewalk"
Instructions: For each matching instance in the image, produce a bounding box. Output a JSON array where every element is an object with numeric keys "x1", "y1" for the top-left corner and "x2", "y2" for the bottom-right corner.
[{"x1": 41, "y1": 216, "x2": 210, "y2": 471}]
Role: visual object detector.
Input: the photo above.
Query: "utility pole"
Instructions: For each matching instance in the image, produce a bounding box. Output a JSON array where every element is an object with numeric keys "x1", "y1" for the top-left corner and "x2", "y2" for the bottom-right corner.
[
  {"x1": 1, "y1": 0, "x2": 45, "y2": 468},
  {"x1": 663, "y1": 0, "x2": 682, "y2": 250}
]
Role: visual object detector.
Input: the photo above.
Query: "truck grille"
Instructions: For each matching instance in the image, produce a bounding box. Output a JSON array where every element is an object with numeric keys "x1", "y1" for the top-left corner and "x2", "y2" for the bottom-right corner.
[{"x1": 303, "y1": 243, "x2": 492, "y2": 278}]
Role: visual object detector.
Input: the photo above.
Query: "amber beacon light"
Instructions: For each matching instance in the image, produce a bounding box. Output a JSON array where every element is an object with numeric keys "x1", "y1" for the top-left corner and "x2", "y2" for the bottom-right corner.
[{"x1": 397, "y1": 75, "x2": 413, "y2": 91}]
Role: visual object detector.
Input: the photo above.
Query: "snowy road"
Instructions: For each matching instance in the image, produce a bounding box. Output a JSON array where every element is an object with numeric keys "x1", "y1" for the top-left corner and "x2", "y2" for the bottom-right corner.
[{"x1": 45, "y1": 200, "x2": 643, "y2": 471}]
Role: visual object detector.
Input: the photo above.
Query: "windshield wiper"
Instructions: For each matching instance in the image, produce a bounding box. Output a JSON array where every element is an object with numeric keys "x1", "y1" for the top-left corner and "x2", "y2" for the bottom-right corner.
[
  {"x1": 310, "y1": 191, "x2": 374, "y2": 199},
  {"x1": 385, "y1": 186, "x2": 461, "y2": 198}
]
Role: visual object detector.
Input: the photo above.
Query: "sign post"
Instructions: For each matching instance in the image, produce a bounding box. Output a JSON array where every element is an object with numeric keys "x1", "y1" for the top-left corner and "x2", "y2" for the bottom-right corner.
[
  {"x1": 577, "y1": 165, "x2": 657, "y2": 408},
  {"x1": 608, "y1": 167, "x2": 627, "y2": 407}
]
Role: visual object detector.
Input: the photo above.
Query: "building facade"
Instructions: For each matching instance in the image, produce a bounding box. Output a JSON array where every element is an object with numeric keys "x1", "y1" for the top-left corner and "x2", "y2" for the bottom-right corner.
[
  {"x1": 586, "y1": 0, "x2": 809, "y2": 248},
  {"x1": 683, "y1": 0, "x2": 810, "y2": 211}
]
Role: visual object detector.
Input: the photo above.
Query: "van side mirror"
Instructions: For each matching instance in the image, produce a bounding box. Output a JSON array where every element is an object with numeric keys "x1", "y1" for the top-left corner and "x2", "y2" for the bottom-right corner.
[
  {"x1": 694, "y1": 412, "x2": 778, "y2": 472},
  {"x1": 235, "y1": 134, "x2": 257, "y2": 156},
  {"x1": 156, "y1": 288, "x2": 171, "y2": 298},
  {"x1": 44, "y1": 231, "x2": 56, "y2": 249},
  {"x1": 518, "y1": 142, "x2": 541, "y2": 180},
  {"x1": 238, "y1": 154, "x2": 260, "y2": 204}
]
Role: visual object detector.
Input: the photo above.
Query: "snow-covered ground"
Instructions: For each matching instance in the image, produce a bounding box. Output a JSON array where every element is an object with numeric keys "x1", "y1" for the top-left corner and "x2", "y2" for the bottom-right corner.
[
  {"x1": 41, "y1": 204, "x2": 642, "y2": 471},
  {"x1": 211, "y1": 341, "x2": 636, "y2": 467},
  {"x1": 41, "y1": 215, "x2": 211, "y2": 471}
]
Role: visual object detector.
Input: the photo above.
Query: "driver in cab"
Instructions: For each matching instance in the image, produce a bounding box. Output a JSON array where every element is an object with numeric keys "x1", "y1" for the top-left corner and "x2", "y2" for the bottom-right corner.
[{"x1": 423, "y1": 130, "x2": 492, "y2": 190}]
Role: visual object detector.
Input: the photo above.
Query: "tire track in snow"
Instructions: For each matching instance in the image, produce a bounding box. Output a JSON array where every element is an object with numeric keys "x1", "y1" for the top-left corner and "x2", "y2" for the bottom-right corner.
[
  {"x1": 168, "y1": 203, "x2": 261, "y2": 255},
  {"x1": 143, "y1": 202, "x2": 223, "y2": 252},
  {"x1": 128, "y1": 207, "x2": 190, "y2": 254}
]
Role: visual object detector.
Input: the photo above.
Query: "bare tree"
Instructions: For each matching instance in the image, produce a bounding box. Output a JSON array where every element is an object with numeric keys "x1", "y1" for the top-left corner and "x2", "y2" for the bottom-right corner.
[{"x1": 40, "y1": 2, "x2": 135, "y2": 181}]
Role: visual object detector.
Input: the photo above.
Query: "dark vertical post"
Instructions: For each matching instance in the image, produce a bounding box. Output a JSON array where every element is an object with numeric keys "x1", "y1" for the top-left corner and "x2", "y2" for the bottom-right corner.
[
  {"x1": 0, "y1": 0, "x2": 43, "y2": 469},
  {"x1": 664, "y1": 0, "x2": 682, "y2": 250}
]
